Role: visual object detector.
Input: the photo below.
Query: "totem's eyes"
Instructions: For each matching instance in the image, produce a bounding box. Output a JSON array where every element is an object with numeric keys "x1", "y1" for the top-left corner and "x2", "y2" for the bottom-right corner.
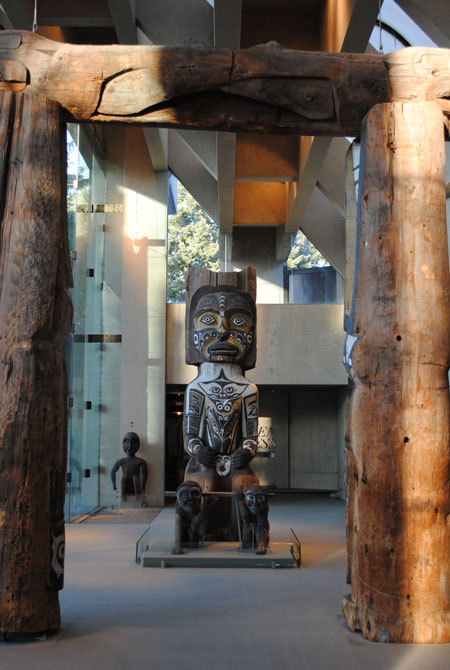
[
  {"x1": 200, "y1": 313, "x2": 217, "y2": 325},
  {"x1": 230, "y1": 314, "x2": 247, "y2": 327},
  {"x1": 179, "y1": 488, "x2": 201, "y2": 501}
]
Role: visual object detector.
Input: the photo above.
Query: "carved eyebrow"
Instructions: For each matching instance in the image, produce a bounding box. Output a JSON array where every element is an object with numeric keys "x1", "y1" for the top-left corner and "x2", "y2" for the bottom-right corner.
[
  {"x1": 226, "y1": 307, "x2": 251, "y2": 317},
  {"x1": 197, "y1": 307, "x2": 220, "y2": 315},
  {"x1": 196, "y1": 298, "x2": 219, "y2": 310}
]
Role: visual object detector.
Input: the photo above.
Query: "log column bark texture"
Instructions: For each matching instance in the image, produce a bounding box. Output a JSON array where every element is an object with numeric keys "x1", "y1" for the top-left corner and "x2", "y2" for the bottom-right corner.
[
  {"x1": 0, "y1": 90, "x2": 72, "y2": 633},
  {"x1": 343, "y1": 102, "x2": 450, "y2": 643}
]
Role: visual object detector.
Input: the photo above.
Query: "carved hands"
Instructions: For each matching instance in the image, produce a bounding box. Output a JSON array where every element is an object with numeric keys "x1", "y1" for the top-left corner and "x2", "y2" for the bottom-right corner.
[
  {"x1": 231, "y1": 448, "x2": 253, "y2": 469},
  {"x1": 232, "y1": 439, "x2": 257, "y2": 469},
  {"x1": 197, "y1": 445, "x2": 217, "y2": 468}
]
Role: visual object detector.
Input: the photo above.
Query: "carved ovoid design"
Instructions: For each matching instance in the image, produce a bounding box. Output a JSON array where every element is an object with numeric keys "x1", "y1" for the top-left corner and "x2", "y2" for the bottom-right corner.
[{"x1": 182, "y1": 267, "x2": 261, "y2": 542}]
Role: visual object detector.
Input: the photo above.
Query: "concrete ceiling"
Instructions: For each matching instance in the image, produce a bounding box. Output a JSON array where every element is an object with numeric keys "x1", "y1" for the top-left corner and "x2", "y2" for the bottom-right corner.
[{"x1": 3, "y1": 0, "x2": 447, "y2": 275}]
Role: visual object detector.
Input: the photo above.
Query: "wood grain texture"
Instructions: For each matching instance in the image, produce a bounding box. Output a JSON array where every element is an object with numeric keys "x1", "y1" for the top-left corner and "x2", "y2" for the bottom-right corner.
[
  {"x1": 0, "y1": 30, "x2": 392, "y2": 135},
  {"x1": 0, "y1": 32, "x2": 448, "y2": 135},
  {"x1": 0, "y1": 33, "x2": 449, "y2": 136},
  {"x1": 343, "y1": 102, "x2": 450, "y2": 643},
  {"x1": 0, "y1": 91, "x2": 72, "y2": 634}
]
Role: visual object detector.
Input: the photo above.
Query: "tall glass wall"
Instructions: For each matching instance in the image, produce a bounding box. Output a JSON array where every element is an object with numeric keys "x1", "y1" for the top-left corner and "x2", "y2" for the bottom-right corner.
[{"x1": 65, "y1": 124, "x2": 107, "y2": 521}]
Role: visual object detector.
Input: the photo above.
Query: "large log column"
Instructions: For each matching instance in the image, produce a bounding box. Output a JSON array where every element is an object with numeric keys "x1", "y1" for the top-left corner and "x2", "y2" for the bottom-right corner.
[
  {"x1": 0, "y1": 91, "x2": 72, "y2": 635},
  {"x1": 343, "y1": 102, "x2": 450, "y2": 643}
]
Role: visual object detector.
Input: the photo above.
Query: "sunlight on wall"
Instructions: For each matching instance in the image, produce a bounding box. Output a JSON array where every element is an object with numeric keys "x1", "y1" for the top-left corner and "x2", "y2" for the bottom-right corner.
[{"x1": 123, "y1": 186, "x2": 140, "y2": 253}]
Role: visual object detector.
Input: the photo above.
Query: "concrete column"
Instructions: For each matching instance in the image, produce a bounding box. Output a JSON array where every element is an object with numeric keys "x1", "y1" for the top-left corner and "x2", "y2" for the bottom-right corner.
[
  {"x1": 119, "y1": 128, "x2": 167, "y2": 507},
  {"x1": 228, "y1": 227, "x2": 287, "y2": 303}
]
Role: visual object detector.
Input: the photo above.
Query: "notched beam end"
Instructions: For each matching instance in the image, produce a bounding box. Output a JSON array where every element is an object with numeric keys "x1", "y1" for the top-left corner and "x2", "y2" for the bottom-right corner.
[
  {"x1": 0, "y1": 58, "x2": 28, "y2": 84},
  {"x1": 0, "y1": 32, "x2": 22, "y2": 50}
]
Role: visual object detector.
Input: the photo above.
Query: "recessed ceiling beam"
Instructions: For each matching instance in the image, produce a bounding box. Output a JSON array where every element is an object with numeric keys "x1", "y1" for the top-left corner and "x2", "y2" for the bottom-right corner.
[
  {"x1": 135, "y1": 0, "x2": 213, "y2": 46},
  {"x1": 37, "y1": 17, "x2": 113, "y2": 27},
  {"x1": 106, "y1": 0, "x2": 136, "y2": 44},
  {"x1": 0, "y1": 0, "x2": 33, "y2": 30},
  {"x1": 285, "y1": 0, "x2": 380, "y2": 235},
  {"x1": 214, "y1": 0, "x2": 242, "y2": 233},
  {"x1": 396, "y1": 0, "x2": 450, "y2": 48},
  {"x1": 168, "y1": 131, "x2": 218, "y2": 222}
]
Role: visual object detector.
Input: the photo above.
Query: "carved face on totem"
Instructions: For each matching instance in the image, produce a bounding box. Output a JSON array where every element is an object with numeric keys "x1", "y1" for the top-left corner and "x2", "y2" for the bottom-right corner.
[
  {"x1": 123, "y1": 432, "x2": 140, "y2": 458},
  {"x1": 215, "y1": 453, "x2": 231, "y2": 477},
  {"x1": 193, "y1": 292, "x2": 255, "y2": 364},
  {"x1": 245, "y1": 486, "x2": 268, "y2": 514},
  {"x1": 177, "y1": 481, "x2": 203, "y2": 513}
]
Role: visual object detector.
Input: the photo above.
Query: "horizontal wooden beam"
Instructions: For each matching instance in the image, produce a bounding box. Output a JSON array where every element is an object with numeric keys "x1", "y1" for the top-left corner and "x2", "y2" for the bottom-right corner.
[{"x1": 0, "y1": 31, "x2": 450, "y2": 135}]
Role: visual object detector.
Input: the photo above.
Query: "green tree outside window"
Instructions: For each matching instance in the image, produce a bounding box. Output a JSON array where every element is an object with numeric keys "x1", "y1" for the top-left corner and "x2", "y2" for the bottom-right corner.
[
  {"x1": 287, "y1": 230, "x2": 329, "y2": 269},
  {"x1": 167, "y1": 184, "x2": 219, "y2": 302}
]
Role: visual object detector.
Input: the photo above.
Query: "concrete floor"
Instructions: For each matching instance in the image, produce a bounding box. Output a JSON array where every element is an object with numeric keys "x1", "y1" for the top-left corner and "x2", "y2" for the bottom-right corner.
[{"x1": 1, "y1": 495, "x2": 450, "y2": 670}]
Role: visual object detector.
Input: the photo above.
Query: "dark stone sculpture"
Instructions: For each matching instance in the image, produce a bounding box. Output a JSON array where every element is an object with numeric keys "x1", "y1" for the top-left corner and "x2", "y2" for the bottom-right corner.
[
  {"x1": 236, "y1": 485, "x2": 270, "y2": 554},
  {"x1": 181, "y1": 266, "x2": 267, "y2": 542},
  {"x1": 111, "y1": 432, "x2": 148, "y2": 500},
  {"x1": 172, "y1": 481, "x2": 217, "y2": 554}
]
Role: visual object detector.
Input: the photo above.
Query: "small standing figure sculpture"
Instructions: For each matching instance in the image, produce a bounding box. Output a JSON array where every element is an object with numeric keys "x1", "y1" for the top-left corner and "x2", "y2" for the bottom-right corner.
[
  {"x1": 172, "y1": 481, "x2": 217, "y2": 554},
  {"x1": 110, "y1": 432, "x2": 148, "y2": 500},
  {"x1": 236, "y1": 485, "x2": 270, "y2": 554},
  {"x1": 183, "y1": 266, "x2": 261, "y2": 540}
]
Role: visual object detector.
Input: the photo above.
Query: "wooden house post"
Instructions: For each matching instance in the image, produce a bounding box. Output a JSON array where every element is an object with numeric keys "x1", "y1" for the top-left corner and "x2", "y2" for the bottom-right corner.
[
  {"x1": 343, "y1": 101, "x2": 450, "y2": 643},
  {"x1": 0, "y1": 90, "x2": 72, "y2": 635},
  {"x1": 1, "y1": 30, "x2": 450, "y2": 640}
]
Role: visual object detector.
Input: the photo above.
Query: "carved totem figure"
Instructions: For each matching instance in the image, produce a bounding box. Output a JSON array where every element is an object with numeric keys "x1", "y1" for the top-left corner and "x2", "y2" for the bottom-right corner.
[
  {"x1": 172, "y1": 481, "x2": 217, "y2": 554},
  {"x1": 110, "y1": 432, "x2": 148, "y2": 500},
  {"x1": 183, "y1": 266, "x2": 260, "y2": 540},
  {"x1": 236, "y1": 486, "x2": 270, "y2": 554}
]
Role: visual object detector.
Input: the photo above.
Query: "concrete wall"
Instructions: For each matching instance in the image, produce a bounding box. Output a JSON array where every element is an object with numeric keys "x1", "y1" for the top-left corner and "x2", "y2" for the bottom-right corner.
[
  {"x1": 166, "y1": 303, "x2": 347, "y2": 387},
  {"x1": 230, "y1": 227, "x2": 287, "y2": 304},
  {"x1": 117, "y1": 128, "x2": 168, "y2": 508},
  {"x1": 289, "y1": 387, "x2": 346, "y2": 490},
  {"x1": 246, "y1": 386, "x2": 347, "y2": 495},
  {"x1": 251, "y1": 387, "x2": 289, "y2": 489}
]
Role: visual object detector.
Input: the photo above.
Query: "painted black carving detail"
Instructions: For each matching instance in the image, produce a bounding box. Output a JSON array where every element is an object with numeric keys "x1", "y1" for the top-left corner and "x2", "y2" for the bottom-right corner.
[
  {"x1": 199, "y1": 369, "x2": 248, "y2": 413},
  {"x1": 244, "y1": 393, "x2": 258, "y2": 438},
  {"x1": 194, "y1": 328, "x2": 218, "y2": 356},
  {"x1": 48, "y1": 470, "x2": 65, "y2": 590},
  {"x1": 188, "y1": 389, "x2": 204, "y2": 416},
  {"x1": 49, "y1": 521, "x2": 65, "y2": 590},
  {"x1": 184, "y1": 389, "x2": 205, "y2": 436},
  {"x1": 205, "y1": 406, "x2": 240, "y2": 453},
  {"x1": 185, "y1": 414, "x2": 201, "y2": 434}
]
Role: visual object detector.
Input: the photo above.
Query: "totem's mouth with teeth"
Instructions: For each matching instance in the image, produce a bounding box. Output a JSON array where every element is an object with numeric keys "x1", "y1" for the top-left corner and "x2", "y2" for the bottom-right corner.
[{"x1": 208, "y1": 342, "x2": 239, "y2": 357}]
